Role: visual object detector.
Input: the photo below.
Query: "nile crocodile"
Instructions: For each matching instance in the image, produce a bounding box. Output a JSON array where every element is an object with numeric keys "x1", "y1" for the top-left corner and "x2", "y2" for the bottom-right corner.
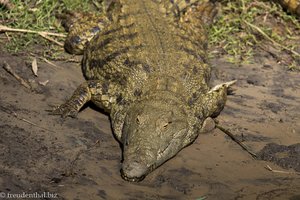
[{"x1": 52, "y1": 0, "x2": 236, "y2": 182}]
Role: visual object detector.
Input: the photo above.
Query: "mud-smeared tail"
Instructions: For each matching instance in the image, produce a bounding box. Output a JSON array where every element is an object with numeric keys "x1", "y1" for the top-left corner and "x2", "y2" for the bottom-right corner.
[
  {"x1": 197, "y1": 0, "x2": 219, "y2": 25},
  {"x1": 181, "y1": 0, "x2": 219, "y2": 27},
  {"x1": 274, "y1": 0, "x2": 300, "y2": 17}
]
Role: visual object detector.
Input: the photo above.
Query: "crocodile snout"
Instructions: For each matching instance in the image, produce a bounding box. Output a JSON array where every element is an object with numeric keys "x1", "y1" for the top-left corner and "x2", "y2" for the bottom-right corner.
[{"x1": 121, "y1": 161, "x2": 148, "y2": 182}]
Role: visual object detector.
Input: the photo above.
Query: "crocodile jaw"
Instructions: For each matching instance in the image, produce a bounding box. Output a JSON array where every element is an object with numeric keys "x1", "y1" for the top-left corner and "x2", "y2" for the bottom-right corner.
[
  {"x1": 120, "y1": 129, "x2": 190, "y2": 182},
  {"x1": 119, "y1": 99, "x2": 190, "y2": 182},
  {"x1": 120, "y1": 161, "x2": 148, "y2": 182}
]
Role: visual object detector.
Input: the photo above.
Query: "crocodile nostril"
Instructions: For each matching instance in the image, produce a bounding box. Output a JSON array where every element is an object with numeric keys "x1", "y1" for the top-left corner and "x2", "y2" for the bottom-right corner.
[
  {"x1": 90, "y1": 26, "x2": 101, "y2": 34},
  {"x1": 121, "y1": 161, "x2": 148, "y2": 181}
]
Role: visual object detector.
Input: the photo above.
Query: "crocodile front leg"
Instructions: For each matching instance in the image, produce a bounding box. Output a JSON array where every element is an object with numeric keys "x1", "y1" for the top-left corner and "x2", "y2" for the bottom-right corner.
[
  {"x1": 51, "y1": 80, "x2": 120, "y2": 118},
  {"x1": 193, "y1": 80, "x2": 236, "y2": 122}
]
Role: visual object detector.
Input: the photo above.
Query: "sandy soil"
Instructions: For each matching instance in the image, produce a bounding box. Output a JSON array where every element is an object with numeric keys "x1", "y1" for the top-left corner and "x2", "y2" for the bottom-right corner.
[{"x1": 0, "y1": 30, "x2": 300, "y2": 200}]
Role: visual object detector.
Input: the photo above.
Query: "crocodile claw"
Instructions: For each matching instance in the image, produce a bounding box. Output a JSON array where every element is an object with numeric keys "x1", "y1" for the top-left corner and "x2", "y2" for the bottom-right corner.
[{"x1": 47, "y1": 104, "x2": 78, "y2": 118}]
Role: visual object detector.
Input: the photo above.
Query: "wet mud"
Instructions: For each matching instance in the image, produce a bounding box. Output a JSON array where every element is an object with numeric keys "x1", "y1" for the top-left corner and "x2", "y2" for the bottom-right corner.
[
  {"x1": 258, "y1": 143, "x2": 300, "y2": 172},
  {"x1": 0, "y1": 31, "x2": 300, "y2": 200}
]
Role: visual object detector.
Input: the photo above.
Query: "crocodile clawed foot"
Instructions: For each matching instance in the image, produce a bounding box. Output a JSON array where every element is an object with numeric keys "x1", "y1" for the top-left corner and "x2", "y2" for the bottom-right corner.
[
  {"x1": 227, "y1": 87, "x2": 236, "y2": 95},
  {"x1": 225, "y1": 80, "x2": 237, "y2": 95},
  {"x1": 209, "y1": 80, "x2": 237, "y2": 94},
  {"x1": 47, "y1": 104, "x2": 78, "y2": 118}
]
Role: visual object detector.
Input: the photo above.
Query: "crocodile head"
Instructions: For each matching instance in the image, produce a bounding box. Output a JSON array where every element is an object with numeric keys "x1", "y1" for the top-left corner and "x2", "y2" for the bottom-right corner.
[{"x1": 120, "y1": 100, "x2": 189, "y2": 182}]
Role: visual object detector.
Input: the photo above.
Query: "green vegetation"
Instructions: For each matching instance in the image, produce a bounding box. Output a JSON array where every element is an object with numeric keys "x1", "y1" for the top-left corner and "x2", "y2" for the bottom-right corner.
[
  {"x1": 0, "y1": 0, "x2": 299, "y2": 69},
  {"x1": 210, "y1": 0, "x2": 300, "y2": 66},
  {"x1": 0, "y1": 0, "x2": 97, "y2": 52}
]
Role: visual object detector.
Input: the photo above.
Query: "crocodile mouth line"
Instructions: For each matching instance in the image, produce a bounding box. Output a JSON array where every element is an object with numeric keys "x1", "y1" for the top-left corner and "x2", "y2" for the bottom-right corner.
[
  {"x1": 121, "y1": 147, "x2": 172, "y2": 182},
  {"x1": 120, "y1": 169, "x2": 147, "y2": 182},
  {"x1": 120, "y1": 161, "x2": 158, "y2": 182}
]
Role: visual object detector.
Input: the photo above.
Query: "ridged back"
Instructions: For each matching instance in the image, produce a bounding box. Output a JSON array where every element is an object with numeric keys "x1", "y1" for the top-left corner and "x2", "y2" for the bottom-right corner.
[{"x1": 82, "y1": 0, "x2": 213, "y2": 103}]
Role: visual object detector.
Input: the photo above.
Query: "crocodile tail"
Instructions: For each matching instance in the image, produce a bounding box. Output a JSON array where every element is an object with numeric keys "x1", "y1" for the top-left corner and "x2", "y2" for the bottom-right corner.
[
  {"x1": 274, "y1": 0, "x2": 300, "y2": 17},
  {"x1": 181, "y1": 0, "x2": 219, "y2": 27},
  {"x1": 195, "y1": 0, "x2": 219, "y2": 26}
]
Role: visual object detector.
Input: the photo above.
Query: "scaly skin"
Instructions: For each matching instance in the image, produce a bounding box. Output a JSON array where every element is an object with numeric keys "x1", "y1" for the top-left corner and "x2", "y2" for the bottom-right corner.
[
  {"x1": 52, "y1": 0, "x2": 236, "y2": 182},
  {"x1": 274, "y1": 0, "x2": 300, "y2": 16}
]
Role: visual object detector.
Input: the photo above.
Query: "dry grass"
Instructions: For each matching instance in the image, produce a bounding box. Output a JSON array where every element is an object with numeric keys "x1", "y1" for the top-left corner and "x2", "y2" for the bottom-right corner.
[
  {"x1": 0, "y1": 0, "x2": 299, "y2": 70},
  {"x1": 210, "y1": 0, "x2": 300, "y2": 70}
]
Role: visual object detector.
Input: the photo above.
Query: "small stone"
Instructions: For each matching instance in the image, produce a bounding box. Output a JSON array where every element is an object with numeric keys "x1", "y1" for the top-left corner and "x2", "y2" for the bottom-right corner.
[{"x1": 199, "y1": 117, "x2": 215, "y2": 134}]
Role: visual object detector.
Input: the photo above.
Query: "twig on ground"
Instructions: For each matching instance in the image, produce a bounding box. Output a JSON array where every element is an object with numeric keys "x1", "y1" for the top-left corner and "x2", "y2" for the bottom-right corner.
[
  {"x1": 196, "y1": 196, "x2": 207, "y2": 200},
  {"x1": 5, "y1": 32, "x2": 11, "y2": 41},
  {"x1": 38, "y1": 32, "x2": 64, "y2": 46},
  {"x1": 245, "y1": 1, "x2": 272, "y2": 12},
  {"x1": 42, "y1": 57, "x2": 61, "y2": 68},
  {"x1": 243, "y1": 20, "x2": 300, "y2": 57},
  {"x1": 0, "y1": 105, "x2": 56, "y2": 133},
  {"x1": 265, "y1": 165, "x2": 300, "y2": 175},
  {"x1": 0, "y1": 25, "x2": 66, "y2": 46},
  {"x1": 3, "y1": 62, "x2": 32, "y2": 89},
  {"x1": 0, "y1": 25, "x2": 66, "y2": 37},
  {"x1": 216, "y1": 124, "x2": 257, "y2": 159},
  {"x1": 29, "y1": 53, "x2": 62, "y2": 68},
  {"x1": 92, "y1": 0, "x2": 103, "y2": 10}
]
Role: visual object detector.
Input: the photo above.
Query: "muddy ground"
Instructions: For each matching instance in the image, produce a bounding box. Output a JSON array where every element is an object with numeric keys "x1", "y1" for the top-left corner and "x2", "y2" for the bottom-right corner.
[{"x1": 0, "y1": 23, "x2": 300, "y2": 200}]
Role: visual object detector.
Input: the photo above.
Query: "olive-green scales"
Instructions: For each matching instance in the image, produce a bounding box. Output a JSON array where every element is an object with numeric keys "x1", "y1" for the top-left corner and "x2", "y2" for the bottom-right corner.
[{"x1": 52, "y1": 0, "x2": 236, "y2": 182}]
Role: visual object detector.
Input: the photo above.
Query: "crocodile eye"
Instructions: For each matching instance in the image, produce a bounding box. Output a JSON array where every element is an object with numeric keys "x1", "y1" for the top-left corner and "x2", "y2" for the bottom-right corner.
[
  {"x1": 70, "y1": 35, "x2": 82, "y2": 44},
  {"x1": 163, "y1": 121, "x2": 172, "y2": 129},
  {"x1": 136, "y1": 116, "x2": 141, "y2": 124}
]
